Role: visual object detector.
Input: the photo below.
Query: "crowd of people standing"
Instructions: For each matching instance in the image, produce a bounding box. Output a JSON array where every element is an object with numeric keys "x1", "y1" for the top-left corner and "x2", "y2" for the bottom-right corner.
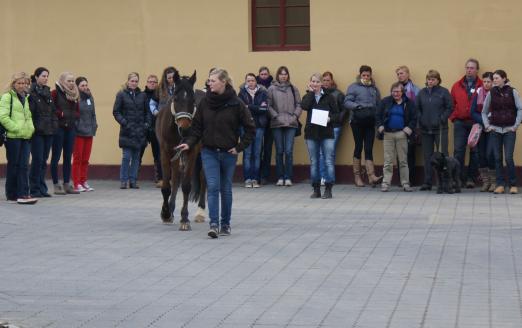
[{"x1": 1, "y1": 59, "x2": 521, "y2": 212}]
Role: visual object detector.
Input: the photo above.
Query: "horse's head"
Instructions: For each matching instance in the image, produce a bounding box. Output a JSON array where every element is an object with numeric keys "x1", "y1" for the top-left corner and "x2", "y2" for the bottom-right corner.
[{"x1": 171, "y1": 71, "x2": 197, "y2": 135}]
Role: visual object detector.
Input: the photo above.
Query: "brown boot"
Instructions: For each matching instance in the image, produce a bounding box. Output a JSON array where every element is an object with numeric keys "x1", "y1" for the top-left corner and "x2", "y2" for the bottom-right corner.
[
  {"x1": 488, "y1": 169, "x2": 496, "y2": 192},
  {"x1": 479, "y1": 168, "x2": 490, "y2": 192},
  {"x1": 353, "y1": 158, "x2": 365, "y2": 187},
  {"x1": 365, "y1": 160, "x2": 383, "y2": 187}
]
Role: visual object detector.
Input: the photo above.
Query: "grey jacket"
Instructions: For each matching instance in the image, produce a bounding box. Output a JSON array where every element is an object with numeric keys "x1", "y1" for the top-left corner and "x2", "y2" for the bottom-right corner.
[
  {"x1": 482, "y1": 88, "x2": 522, "y2": 134},
  {"x1": 267, "y1": 81, "x2": 302, "y2": 128},
  {"x1": 415, "y1": 85, "x2": 453, "y2": 134},
  {"x1": 343, "y1": 79, "x2": 381, "y2": 122},
  {"x1": 75, "y1": 92, "x2": 98, "y2": 137}
]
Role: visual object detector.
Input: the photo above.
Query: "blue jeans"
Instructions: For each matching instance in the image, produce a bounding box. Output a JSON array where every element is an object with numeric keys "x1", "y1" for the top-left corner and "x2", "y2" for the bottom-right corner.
[
  {"x1": 201, "y1": 147, "x2": 238, "y2": 228},
  {"x1": 30, "y1": 134, "x2": 53, "y2": 195},
  {"x1": 51, "y1": 128, "x2": 76, "y2": 184},
  {"x1": 490, "y1": 131, "x2": 517, "y2": 186},
  {"x1": 453, "y1": 120, "x2": 479, "y2": 181},
  {"x1": 4, "y1": 138, "x2": 31, "y2": 200},
  {"x1": 320, "y1": 126, "x2": 342, "y2": 180},
  {"x1": 306, "y1": 138, "x2": 335, "y2": 184},
  {"x1": 243, "y1": 127, "x2": 265, "y2": 181},
  {"x1": 272, "y1": 127, "x2": 296, "y2": 180},
  {"x1": 120, "y1": 147, "x2": 141, "y2": 183},
  {"x1": 477, "y1": 131, "x2": 496, "y2": 170}
]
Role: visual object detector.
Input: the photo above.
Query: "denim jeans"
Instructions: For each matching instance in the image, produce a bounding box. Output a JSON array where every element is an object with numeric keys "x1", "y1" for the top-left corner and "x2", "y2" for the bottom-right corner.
[
  {"x1": 272, "y1": 127, "x2": 296, "y2": 180},
  {"x1": 260, "y1": 128, "x2": 273, "y2": 181},
  {"x1": 30, "y1": 134, "x2": 53, "y2": 195},
  {"x1": 490, "y1": 131, "x2": 517, "y2": 186},
  {"x1": 4, "y1": 138, "x2": 31, "y2": 200},
  {"x1": 51, "y1": 128, "x2": 76, "y2": 184},
  {"x1": 453, "y1": 120, "x2": 479, "y2": 181},
  {"x1": 320, "y1": 126, "x2": 342, "y2": 180},
  {"x1": 306, "y1": 138, "x2": 335, "y2": 184},
  {"x1": 120, "y1": 147, "x2": 141, "y2": 184},
  {"x1": 243, "y1": 127, "x2": 265, "y2": 181},
  {"x1": 477, "y1": 131, "x2": 496, "y2": 170},
  {"x1": 201, "y1": 147, "x2": 238, "y2": 228}
]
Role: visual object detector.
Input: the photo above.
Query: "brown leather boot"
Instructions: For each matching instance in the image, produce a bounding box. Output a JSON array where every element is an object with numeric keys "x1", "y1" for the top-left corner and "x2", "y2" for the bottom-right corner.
[
  {"x1": 479, "y1": 168, "x2": 490, "y2": 192},
  {"x1": 353, "y1": 158, "x2": 365, "y2": 187},
  {"x1": 365, "y1": 160, "x2": 383, "y2": 187}
]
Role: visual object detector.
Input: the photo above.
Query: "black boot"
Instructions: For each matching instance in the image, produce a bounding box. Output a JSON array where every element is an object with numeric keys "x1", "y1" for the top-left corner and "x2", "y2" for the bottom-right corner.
[
  {"x1": 310, "y1": 183, "x2": 321, "y2": 198},
  {"x1": 322, "y1": 183, "x2": 333, "y2": 199}
]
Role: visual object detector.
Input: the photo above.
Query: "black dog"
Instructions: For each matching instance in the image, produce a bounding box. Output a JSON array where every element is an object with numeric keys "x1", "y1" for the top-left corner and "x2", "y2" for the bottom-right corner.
[{"x1": 431, "y1": 152, "x2": 461, "y2": 194}]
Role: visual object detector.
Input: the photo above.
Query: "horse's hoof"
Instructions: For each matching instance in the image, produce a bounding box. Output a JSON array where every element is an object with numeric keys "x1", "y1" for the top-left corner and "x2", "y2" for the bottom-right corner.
[
  {"x1": 162, "y1": 217, "x2": 174, "y2": 224},
  {"x1": 194, "y1": 207, "x2": 206, "y2": 223},
  {"x1": 179, "y1": 222, "x2": 192, "y2": 231}
]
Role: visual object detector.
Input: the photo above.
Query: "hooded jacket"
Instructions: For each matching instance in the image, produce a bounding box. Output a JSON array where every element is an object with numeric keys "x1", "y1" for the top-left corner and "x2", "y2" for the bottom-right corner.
[
  {"x1": 267, "y1": 81, "x2": 302, "y2": 129},
  {"x1": 0, "y1": 90, "x2": 35, "y2": 139},
  {"x1": 186, "y1": 85, "x2": 255, "y2": 152}
]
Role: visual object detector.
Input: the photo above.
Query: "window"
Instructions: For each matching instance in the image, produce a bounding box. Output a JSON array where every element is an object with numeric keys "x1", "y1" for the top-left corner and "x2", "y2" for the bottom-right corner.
[{"x1": 252, "y1": 0, "x2": 310, "y2": 51}]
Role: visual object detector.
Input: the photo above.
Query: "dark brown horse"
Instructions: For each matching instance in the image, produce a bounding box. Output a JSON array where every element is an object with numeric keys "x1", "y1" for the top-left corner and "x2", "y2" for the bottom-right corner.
[{"x1": 155, "y1": 71, "x2": 206, "y2": 230}]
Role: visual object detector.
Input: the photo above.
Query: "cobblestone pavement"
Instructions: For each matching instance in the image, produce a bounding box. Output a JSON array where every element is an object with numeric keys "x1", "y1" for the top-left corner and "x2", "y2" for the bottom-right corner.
[{"x1": 1, "y1": 179, "x2": 522, "y2": 328}]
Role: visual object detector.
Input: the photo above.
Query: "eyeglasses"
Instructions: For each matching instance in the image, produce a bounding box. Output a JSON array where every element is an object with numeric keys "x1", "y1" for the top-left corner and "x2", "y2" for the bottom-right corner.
[{"x1": 147, "y1": 80, "x2": 158, "y2": 83}]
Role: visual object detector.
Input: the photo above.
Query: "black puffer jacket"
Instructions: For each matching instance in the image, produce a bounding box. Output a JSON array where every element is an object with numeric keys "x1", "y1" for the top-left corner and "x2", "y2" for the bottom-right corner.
[
  {"x1": 113, "y1": 87, "x2": 152, "y2": 149},
  {"x1": 29, "y1": 83, "x2": 58, "y2": 135},
  {"x1": 301, "y1": 89, "x2": 339, "y2": 140}
]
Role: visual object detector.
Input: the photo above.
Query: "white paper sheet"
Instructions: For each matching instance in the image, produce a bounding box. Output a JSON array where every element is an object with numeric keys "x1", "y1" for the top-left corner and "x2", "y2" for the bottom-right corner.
[{"x1": 311, "y1": 109, "x2": 328, "y2": 127}]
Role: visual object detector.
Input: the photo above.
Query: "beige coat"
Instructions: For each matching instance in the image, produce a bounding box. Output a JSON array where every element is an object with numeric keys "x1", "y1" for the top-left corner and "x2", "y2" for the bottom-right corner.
[{"x1": 267, "y1": 82, "x2": 302, "y2": 128}]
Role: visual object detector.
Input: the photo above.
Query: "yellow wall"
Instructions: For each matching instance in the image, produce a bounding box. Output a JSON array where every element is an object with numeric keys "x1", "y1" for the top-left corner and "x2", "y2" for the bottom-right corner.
[{"x1": 2, "y1": 0, "x2": 522, "y2": 165}]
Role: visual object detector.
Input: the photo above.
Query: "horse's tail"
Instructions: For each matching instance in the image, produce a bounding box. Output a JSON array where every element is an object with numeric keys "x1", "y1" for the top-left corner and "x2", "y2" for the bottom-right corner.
[{"x1": 190, "y1": 152, "x2": 204, "y2": 203}]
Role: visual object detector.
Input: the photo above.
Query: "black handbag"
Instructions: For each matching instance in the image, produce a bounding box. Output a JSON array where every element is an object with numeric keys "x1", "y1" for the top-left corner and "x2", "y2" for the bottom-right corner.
[
  {"x1": 289, "y1": 85, "x2": 302, "y2": 138},
  {"x1": 353, "y1": 106, "x2": 375, "y2": 122}
]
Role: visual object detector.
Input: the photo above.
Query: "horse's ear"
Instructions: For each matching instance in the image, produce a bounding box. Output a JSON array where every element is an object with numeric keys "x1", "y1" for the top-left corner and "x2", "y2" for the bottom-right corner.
[
  {"x1": 189, "y1": 70, "x2": 197, "y2": 86},
  {"x1": 174, "y1": 70, "x2": 181, "y2": 84}
]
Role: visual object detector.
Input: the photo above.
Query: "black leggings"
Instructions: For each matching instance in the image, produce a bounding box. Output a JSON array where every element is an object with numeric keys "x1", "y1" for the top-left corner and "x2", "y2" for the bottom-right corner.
[{"x1": 351, "y1": 121, "x2": 375, "y2": 160}]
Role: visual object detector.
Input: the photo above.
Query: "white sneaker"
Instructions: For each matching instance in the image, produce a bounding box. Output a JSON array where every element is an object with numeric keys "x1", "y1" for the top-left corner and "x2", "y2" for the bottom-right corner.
[
  {"x1": 276, "y1": 179, "x2": 284, "y2": 186},
  {"x1": 252, "y1": 180, "x2": 260, "y2": 188},
  {"x1": 244, "y1": 180, "x2": 252, "y2": 188},
  {"x1": 75, "y1": 184, "x2": 87, "y2": 192},
  {"x1": 82, "y1": 182, "x2": 94, "y2": 192},
  {"x1": 17, "y1": 196, "x2": 38, "y2": 205},
  {"x1": 284, "y1": 179, "x2": 293, "y2": 186}
]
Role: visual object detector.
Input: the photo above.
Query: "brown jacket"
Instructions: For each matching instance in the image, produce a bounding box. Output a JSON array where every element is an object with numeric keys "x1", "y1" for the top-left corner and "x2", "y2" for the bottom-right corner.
[{"x1": 267, "y1": 81, "x2": 302, "y2": 128}]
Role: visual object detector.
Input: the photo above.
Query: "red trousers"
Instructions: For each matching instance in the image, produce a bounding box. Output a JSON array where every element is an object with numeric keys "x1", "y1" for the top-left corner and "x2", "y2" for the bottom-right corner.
[{"x1": 72, "y1": 136, "x2": 93, "y2": 186}]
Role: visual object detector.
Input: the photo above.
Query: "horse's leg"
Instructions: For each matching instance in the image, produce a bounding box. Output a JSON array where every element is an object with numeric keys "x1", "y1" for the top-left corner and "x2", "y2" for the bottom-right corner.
[
  {"x1": 194, "y1": 169, "x2": 207, "y2": 223},
  {"x1": 160, "y1": 144, "x2": 174, "y2": 223},
  {"x1": 170, "y1": 162, "x2": 180, "y2": 223},
  {"x1": 179, "y1": 174, "x2": 192, "y2": 231}
]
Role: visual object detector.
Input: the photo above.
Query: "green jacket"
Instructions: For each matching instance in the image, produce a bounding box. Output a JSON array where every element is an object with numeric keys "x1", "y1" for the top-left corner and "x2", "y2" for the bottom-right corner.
[{"x1": 0, "y1": 90, "x2": 35, "y2": 139}]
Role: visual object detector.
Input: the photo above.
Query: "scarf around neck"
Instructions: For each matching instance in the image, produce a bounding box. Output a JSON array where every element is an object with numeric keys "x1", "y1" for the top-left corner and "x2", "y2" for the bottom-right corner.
[
  {"x1": 56, "y1": 81, "x2": 79, "y2": 102},
  {"x1": 206, "y1": 84, "x2": 237, "y2": 109}
]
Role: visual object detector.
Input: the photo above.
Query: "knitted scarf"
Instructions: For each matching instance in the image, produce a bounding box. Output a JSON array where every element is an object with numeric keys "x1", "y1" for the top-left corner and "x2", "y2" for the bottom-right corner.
[{"x1": 56, "y1": 80, "x2": 79, "y2": 102}]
